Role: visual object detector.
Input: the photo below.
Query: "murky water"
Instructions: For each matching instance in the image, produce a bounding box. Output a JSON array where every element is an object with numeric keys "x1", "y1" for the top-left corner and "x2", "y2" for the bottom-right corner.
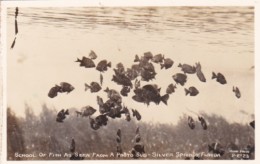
[{"x1": 7, "y1": 7, "x2": 254, "y2": 124}]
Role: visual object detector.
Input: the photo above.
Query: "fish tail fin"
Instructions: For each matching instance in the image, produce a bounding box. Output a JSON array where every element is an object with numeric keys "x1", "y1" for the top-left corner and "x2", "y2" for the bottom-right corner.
[
  {"x1": 75, "y1": 58, "x2": 81, "y2": 62},
  {"x1": 178, "y1": 63, "x2": 182, "y2": 67},
  {"x1": 85, "y1": 83, "x2": 90, "y2": 91},
  {"x1": 161, "y1": 94, "x2": 169, "y2": 105},
  {"x1": 107, "y1": 62, "x2": 111, "y2": 68},
  {"x1": 185, "y1": 88, "x2": 190, "y2": 96},
  {"x1": 160, "y1": 63, "x2": 164, "y2": 69},
  {"x1": 212, "y1": 72, "x2": 217, "y2": 79},
  {"x1": 65, "y1": 109, "x2": 69, "y2": 115},
  {"x1": 104, "y1": 87, "x2": 109, "y2": 92}
]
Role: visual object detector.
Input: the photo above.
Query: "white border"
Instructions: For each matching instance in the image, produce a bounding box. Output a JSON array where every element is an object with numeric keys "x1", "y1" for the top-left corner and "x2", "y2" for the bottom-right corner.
[{"x1": 1, "y1": 0, "x2": 259, "y2": 164}]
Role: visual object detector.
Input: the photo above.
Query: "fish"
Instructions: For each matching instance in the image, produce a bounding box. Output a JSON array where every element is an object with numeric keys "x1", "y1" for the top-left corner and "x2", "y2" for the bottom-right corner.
[
  {"x1": 96, "y1": 60, "x2": 111, "y2": 72},
  {"x1": 152, "y1": 54, "x2": 164, "y2": 63},
  {"x1": 104, "y1": 87, "x2": 122, "y2": 103},
  {"x1": 95, "y1": 114, "x2": 108, "y2": 126},
  {"x1": 75, "y1": 56, "x2": 95, "y2": 68},
  {"x1": 116, "y1": 62, "x2": 125, "y2": 74},
  {"x1": 48, "y1": 85, "x2": 62, "y2": 98},
  {"x1": 233, "y1": 86, "x2": 241, "y2": 98},
  {"x1": 161, "y1": 58, "x2": 174, "y2": 69},
  {"x1": 198, "y1": 116, "x2": 207, "y2": 130},
  {"x1": 249, "y1": 120, "x2": 255, "y2": 129},
  {"x1": 166, "y1": 83, "x2": 176, "y2": 94},
  {"x1": 15, "y1": 7, "x2": 19, "y2": 18},
  {"x1": 70, "y1": 139, "x2": 75, "y2": 153},
  {"x1": 185, "y1": 86, "x2": 199, "y2": 96},
  {"x1": 85, "y1": 82, "x2": 101, "y2": 93},
  {"x1": 112, "y1": 69, "x2": 133, "y2": 87},
  {"x1": 143, "y1": 52, "x2": 153, "y2": 61},
  {"x1": 195, "y1": 62, "x2": 206, "y2": 82},
  {"x1": 89, "y1": 117, "x2": 100, "y2": 130},
  {"x1": 188, "y1": 116, "x2": 195, "y2": 129},
  {"x1": 60, "y1": 82, "x2": 75, "y2": 93},
  {"x1": 89, "y1": 50, "x2": 97, "y2": 60},
  {"x1": 208, "y1": 142, "x2": 225, "y2": 156},
  {"x1": 15, "y1": 19, "x2": 18, "y2": 35},
  {"x1": 116, "y1": 129, "x2": 121, "y2": 143},
  {"x1": 120, "y1": 86, "x2": 131, "y2": 97},
  {"x1": 10, "y1": 37, "x2": 16, "y2": 49},
  {"x1": 133, "y1": 143, "x2": 145, "y2": 154},
  {"x1": 122, "y1": 106, "x2": 131, "y2": 121},
  {"x1": 172, "y1": 73, "x2": 187, "y2": 86},
  {"x1": 81, "y1": 106, "x2": 97, "y2": 117},
  {"x1": 126, "y1": 68, "x2": 139, "y2": 80},
  {"x1": 132, "y1": 84, "x2": 169, "y2": 105},
  {"x1": 132, "y1": 109, "x2": 141, "y2": 121},
  {"x1": 140, "y1": 68, "x2": 156, "y2": 82},
  {"x1": 212, "y1": 72, "x2": 227, "y2": 84},
  {"x1": 56, "y1": 109, "x2": 69, "y2": 123},
  {"x1": 100, "y1": 73, "x2": 103, "y2": 86},
  {"x1": 178, "y1": 63, "x2": 196, "y2": 74}
]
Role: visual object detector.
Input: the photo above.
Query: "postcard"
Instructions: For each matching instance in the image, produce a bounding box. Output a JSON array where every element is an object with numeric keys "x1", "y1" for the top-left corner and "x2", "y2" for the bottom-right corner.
[{"x1": 0, "y1": 0, "x2": 258, "y2": 163}]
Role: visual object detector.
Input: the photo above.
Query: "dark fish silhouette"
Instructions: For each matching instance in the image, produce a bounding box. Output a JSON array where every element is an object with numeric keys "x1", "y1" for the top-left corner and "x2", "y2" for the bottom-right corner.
[
  {"x1": 48, "y1": 85, "x2": 62, "y2": 98},
  {"x1": 15, "y1": 19, "x2": 18, "y2": 35},
  {"x1": 81, "y1": 106, "x2": 97, "y2": 117},
  {"x1": 249, "y1": 120, "x2": 255, "y2": 129},
  {"x1": 120, "y1": 86, "x2": 131, "y2": 96},
  {"x1": 116, "y1": 129, "x2": 121, "y2": 143},
  {"x1": 166, "y1": 83, "x2": 176, "y2": 94},
  {"x1": 10, "y1": 37, "x2": 16, "y2": 49},
  {"x1": 56, "y1": 109, "x2": 69, "y2": 122},
  {"x1": 185, "y1": 86, "x2": 199, "y2": 96},
  {"x1": 188, "y1": 116, "x2": 195, "y2": 129},
  {"x1": 60, "y1": 82, "x2": 74, "y2": 93},
  {"x1": 104, "y1": 87, "x2": 122, "y2": 103},
  {"x1": 161, "y1": 58, "x2": 174, "y2": 69},
  {"x1": 116, "y1": 62, "x2": 125, "y2": 74},
  {"x1": 75, "y1": 57, "x2": 95, "y2": 68},
  {"x1": 70, "y1": 139, "x2": 75, "y2": 153},
  {"x1": 212, "y1": 72, "x2": 227, "y2": 84},
  {"x1": 152, "y1": 54, "x2": 164, "y2": 63},
  {"x1": 122, "y1": 106, "x2": 131, "y2": 121},
  {"x1": 143, "y1": 51, "x2": 153, "y2": 61},
  {"x1": 100, "y1": 73, "x2": 103, "y2": 86},
  {"x1": 233, "y1": 86, "x2": 241, "y2": 98},
  {"x1": 132, "y1": 109, "x2": 141, "y2": 121},
  {"x1": 15, "y1": 7, "x2": 19, "y2": 18},
  {"x1": 96, "y1": 60, "x2": 111, "y2": 72},
  {"x1": 132, "y1": 84, "x2": 169, "y2": 105},
  {"x1": 89, "y1": 50, "x2": 97, "y2": 60},
  {"x1": 178, "y1": 63, "x2": 196, "y2": 74},
  {"x1": 85, "y1": 82, "x2": 101, "y2": 93},
  {"x1": 208, "y1": 142, "x2": 225, "y2": 156},
  {"x1": 116, "y1": 129, "x2": 123, "y2": 155},
  {"x1": 172, "y1": 73, "x2": 187, "y2": 86},
  {"x1": 140, "y1": 62, "x2": 157, "y2": 82},
  {"x1": 198, "y1": 116, "x2": 207, "y2": 130},
  {"x1": 112, "y1": 69, "x2": 133, "y2": 87},
  {"x1": 195, "y1": 62, "x2": 206, "y2": 82}
]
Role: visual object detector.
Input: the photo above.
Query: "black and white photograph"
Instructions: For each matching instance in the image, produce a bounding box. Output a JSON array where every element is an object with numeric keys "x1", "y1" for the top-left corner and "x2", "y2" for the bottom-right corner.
[{"x1": 0, "y1": 0, "x2": 257, "y2": 162}]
